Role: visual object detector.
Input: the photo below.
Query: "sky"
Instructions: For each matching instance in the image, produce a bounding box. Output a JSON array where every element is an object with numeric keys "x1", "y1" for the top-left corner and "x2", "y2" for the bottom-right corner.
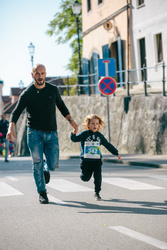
[{"x1": 0, "y1": 0, "x2": 72, "y2": 96}]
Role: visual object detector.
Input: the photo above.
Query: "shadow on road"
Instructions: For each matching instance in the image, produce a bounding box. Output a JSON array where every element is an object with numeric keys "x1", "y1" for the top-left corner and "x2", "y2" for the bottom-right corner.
[{"x1": 48, "y1": 199, "x2": 167, "y2": 215}]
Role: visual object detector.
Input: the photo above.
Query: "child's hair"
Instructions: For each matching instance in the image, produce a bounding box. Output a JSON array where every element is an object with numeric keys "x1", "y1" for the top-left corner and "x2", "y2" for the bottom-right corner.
[{"x1": 83, "y1": 114, "x2": 105, "y2": 131}]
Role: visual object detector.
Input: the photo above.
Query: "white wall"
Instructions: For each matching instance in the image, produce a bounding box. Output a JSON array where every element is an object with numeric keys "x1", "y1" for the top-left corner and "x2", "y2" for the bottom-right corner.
[{"x1": 132, "y1": 0, "x2": 167, "y2": 87}]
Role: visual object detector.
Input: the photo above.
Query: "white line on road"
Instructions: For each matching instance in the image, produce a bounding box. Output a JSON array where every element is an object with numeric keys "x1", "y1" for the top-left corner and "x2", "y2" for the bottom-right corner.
[
  {"x1": 48, "y1": 179, "x2": 93, "y2": 192},
  {"x1": 6, "y1": 176, "x2": 19, "y2": 181},
  {"x1": 110, "y1": 226, "x2": 167, "y2": 249},
  {"x1": 47, "y1": 194, "x2": 67, "y2": 204},
  {"x1": 150, "y1": 175, "x2": 167, "y2": 181},
  {"x1": 103, "y1": 178, "x2": 164, "y2": 190},
  {"x1": 0, "y1": 182, "x2": 23, "y2": 197}
]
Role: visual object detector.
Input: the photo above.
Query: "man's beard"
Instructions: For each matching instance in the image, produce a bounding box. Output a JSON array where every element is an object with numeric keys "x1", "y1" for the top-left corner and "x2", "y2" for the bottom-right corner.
[{"x1": 34, "y1": 78, "x2": 45, "y2": 86}]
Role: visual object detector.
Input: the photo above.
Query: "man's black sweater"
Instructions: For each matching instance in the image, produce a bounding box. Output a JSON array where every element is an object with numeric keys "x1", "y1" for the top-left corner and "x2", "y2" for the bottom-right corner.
[{"x1": 10, "y1": 82, "x2": 70, "y2": 131}]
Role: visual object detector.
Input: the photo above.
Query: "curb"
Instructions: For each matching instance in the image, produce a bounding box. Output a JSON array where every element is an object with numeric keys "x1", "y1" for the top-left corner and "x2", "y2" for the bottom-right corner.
[
  {"x1": 102, "y1": 159, "x2": 161, "y2": 168},
  {"x1": 60, "y1": 155, "x2": 167, "y2": 169}
]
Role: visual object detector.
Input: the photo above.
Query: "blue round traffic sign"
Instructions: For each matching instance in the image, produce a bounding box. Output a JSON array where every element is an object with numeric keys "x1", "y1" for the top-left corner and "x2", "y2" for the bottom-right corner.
[{"x1": 98, "y1": 77, "x2": 117, "y2": 95}]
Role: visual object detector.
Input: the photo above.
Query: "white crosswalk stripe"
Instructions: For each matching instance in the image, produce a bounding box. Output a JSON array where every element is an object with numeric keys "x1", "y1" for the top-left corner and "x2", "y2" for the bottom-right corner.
[
  {"x1": 103, "y1": 177, "x2": 164, "y2": 190},
  {"x1": 47, "y1": 179, "x2": 93, "y2": 192},
  {"x1": 6, "y1": 176, "x2": 19, "y2": 181},
  {"x1": 110, "y1": 226, "x2": 167, "y2": 249},
  {"x1": 150, "y1": 175, "x2": 167, "y2": 181},
  {"x1": 0, "y1": 182, "x2": 23, "y2": 197},
  {"x1": 47, "y1": 194, "x2": 67, "y2": 204}
]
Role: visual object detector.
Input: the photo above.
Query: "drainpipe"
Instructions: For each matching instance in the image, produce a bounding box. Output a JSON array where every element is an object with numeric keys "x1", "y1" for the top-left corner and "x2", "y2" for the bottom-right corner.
[{"x1": 127, "y1": 0, "x2": 130, "y2": 97}]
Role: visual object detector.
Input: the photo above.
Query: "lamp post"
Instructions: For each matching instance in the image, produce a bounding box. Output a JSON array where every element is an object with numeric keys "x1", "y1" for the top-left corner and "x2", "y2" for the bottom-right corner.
[
  {"x1": 28, "y1": 42, "x2": 35, "y2": 68},
  {"x1": 19, "y1": 80, "x2": 24, "y2": 89},
  {"x1": 72, "y1": 0, "x2": 84, "y2": 95}
]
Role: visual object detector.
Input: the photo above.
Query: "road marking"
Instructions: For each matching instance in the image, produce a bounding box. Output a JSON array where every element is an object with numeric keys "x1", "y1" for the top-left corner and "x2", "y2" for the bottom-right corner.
[
  {"x1": 6, "y1": 176, "x2": 19, "y2": 181},
  {"x1": 150, "y1": 175, "x2": 167, "y2": 181},
  {"x1": 48, "y1": 179, "x2": 93, "y2": 192},
  {"x1": 103, "y1": 178, "x2": 164, "y2": 190},
  {"x1": 47, "y1": 194, "x2": 67, "y2": 204},
  {"x1": 0, "y1": 182, "x2": 23, "y2": 197},
  {"x1": 110, "y1": 226, "x2": 167, "y2": 249}
]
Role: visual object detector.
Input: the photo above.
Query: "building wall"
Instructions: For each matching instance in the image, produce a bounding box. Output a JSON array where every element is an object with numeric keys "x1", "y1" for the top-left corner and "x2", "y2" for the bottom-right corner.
[
  {"x1": 82, "y1": 0, "x2": 127, "y2": 33},
  {"x1": 132, "y1": 0, "x2": 167, "y2": 86},
  {"x1": 82, "y1": 0, "x2": 129, "y2": 87}
]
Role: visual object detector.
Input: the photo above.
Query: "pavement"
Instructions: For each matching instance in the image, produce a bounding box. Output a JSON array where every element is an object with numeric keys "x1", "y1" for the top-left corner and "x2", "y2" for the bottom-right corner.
[
  {"x1": 60, "y1": 152, "x2": 167, "y2": 169},
  {"x1": 0, "y1": 153, "x2": 167, "y2": 169}
]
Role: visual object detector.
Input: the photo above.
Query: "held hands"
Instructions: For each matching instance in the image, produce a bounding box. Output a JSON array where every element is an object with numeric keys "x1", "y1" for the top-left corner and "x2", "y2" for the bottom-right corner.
[
  {"x1": 70, "y1": 120, "x2": 78, "y2": 134},
  {"x1": 117, "y1": 155, "x2": 121, "y2": 161}
]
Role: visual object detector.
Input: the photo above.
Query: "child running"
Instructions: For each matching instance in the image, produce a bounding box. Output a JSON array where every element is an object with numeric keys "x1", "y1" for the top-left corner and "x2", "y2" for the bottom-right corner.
[{"x1": 70, "y1": 114, "x2": 121, "y2": 201}]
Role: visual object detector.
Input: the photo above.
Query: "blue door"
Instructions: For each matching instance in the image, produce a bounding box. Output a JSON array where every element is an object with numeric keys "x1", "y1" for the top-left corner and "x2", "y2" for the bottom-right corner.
[
  {"x1": 82, "y1": 58, "x2": 90, "y2": 94},
  {"x1": 92, "y1": 52, "x2": 99, "y2": 94}
]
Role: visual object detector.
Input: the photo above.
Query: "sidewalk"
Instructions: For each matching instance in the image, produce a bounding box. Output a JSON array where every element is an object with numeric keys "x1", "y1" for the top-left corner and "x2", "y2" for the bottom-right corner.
[
  {"x1": 0, "y1": 153, "x2": 167, "y2": 169},
  {"x1": 60, "y1": 153, "x2": 167, "y2": 169}
]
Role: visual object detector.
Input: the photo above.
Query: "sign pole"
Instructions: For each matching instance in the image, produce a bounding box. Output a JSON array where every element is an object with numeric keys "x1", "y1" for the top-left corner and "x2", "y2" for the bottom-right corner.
[
  {"x1": 107, "y1": 96, "x2": 111, "y2": 142},
  {"x1": 103, "y1": 60, "x2": 111, "y2": 142},
  {"x1": 98, "y1": 59, "x2": 117, "y2": 142}
]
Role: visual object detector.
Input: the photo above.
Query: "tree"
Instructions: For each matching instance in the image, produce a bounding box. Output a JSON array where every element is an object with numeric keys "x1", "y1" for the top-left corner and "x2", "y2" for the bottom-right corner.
[{"x1": 46, "y1": 0, "x2": 82, "y2": 75}]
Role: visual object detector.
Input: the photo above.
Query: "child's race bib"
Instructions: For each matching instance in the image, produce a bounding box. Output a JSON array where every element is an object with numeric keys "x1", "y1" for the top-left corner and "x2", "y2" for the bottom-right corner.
[{"x1": 84, "y1": 141, "x2": 100, "y2": 159}]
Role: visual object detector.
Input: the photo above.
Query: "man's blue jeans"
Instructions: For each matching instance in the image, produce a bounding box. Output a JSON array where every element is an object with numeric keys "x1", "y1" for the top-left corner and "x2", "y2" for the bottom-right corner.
[{"x1": 27, "y1": 128, "x2": 59, "y2": 193}]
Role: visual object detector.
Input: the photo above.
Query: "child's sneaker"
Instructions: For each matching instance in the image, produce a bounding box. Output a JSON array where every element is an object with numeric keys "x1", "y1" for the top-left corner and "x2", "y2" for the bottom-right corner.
[
  {"x1": 94, "y1": 193, "x2": 102, "y2": 201},
  {"x1": 43, "y1": 171, "x2": 50, "y2": 184}
]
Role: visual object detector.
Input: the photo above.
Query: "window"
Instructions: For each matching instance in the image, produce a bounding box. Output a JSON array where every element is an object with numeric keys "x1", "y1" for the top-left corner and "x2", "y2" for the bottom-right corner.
[
  {"x1": 137, "y1": 0, "x2": 144, "y2": 6},
  {"x1": 87, "y1": 0, "x2": 91, "y2": 12},
  {"x1": 156, "y1": 33, "x2": 163, "y2": 63},
  {"x1": 98, "y1": 0, "x2": 103, "y2": 6},
  {"x1": 82, "y1": 58, "x2": 90, "y2": 94},
  {"x1": 102, "y1": 44, "x2": 109, "y2": 58},
  {"x1": 90, "y1": 52, "x2": 99, "y2": 94},
  {"x1": 139, "y1": 38, "x2": 147, "y2": 80}
]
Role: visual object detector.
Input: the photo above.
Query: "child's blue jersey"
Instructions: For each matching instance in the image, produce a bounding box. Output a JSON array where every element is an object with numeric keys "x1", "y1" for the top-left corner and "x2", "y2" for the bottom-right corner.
[{"x1": 70, "y1": 130, "x2": 119, "y2": 161}]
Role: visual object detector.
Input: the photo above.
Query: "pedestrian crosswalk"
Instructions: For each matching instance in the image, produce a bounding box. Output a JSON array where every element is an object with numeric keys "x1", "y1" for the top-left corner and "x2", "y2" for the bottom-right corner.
[
  {"x1": 0, "y1": 182, "x2": 23, "y2": 197},
  {"x1": 6, "y1": 176, "x2": 19, "y2": 181},
  {"x1": 47, "y1": 194, "x2": 67, "y2": 204},
  {"x1": 1, "y1": 174, "x2": 167, "y2": 248},
  {"x1": 47, "y1": 179, "x2": 93, "y2": 192},
  {"x1": 103, "y1": 177, "x2": 164, "y2": 190},
  {"x1": 0, "y1": 175, "x2": 166, "y2": 198}
]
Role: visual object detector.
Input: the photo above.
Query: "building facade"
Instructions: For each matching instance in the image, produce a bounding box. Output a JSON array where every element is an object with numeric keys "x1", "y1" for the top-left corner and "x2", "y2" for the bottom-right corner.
[
  {"x1": 81, "y1": 0, "x2": 167, "y2": 93},
  {"x1": 82, "y1": 0, "x2": 131, "y2": 93},
  {"x1": 132, "y1": 0, "x2": 167, "y2": 87}
]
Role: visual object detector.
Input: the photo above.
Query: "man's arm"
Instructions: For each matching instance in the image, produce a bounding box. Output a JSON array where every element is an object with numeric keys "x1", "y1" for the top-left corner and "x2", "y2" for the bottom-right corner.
[
  {"x1": 65, "y1": 114, "x2": 78, "y2": 134},
  {"x1": 6, "y1": 122, "x2": 16, "y2": 142}
]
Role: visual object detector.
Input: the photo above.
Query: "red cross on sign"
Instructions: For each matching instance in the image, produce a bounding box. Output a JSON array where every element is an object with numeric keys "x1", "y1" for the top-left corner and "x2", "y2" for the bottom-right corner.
[{"x1": 98, "y1": 77, "x2": 117, "y2": 96}]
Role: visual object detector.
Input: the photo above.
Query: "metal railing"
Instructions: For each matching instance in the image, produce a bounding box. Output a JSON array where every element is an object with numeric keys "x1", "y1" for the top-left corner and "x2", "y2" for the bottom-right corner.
[{"x1": 48, "y1": 62, "x2": 166, "y2": 96}]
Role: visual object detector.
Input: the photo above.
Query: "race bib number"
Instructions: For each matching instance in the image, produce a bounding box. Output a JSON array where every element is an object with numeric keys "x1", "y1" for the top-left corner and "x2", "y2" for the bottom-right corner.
[{"x1": 84, "y1": 142, "x2": 100, "y2": 159}]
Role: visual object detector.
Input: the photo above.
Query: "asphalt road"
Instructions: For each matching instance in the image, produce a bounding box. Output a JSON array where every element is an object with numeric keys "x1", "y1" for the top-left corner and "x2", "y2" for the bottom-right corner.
[{"x1": 0, "y1": 158, "x2": 167, "y2": 250}]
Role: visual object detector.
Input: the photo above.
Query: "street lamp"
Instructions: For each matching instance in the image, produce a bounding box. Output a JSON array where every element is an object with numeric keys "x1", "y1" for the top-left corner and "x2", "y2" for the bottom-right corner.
[
  {"x1": 19, "y1": 80, "x2": 24, "y2": 89},
  {"x1": 28, "y1": 42, "x2": 35, "y2": 68},
  {"x1": 72, "y1": 0, "x2": 84, "y2": 95}
]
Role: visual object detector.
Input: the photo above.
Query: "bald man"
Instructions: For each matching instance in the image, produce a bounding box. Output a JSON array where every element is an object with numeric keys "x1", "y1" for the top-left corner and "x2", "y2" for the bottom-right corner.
[{"x1": 7, "y1": 64, "x2": 78, "y2": 204}]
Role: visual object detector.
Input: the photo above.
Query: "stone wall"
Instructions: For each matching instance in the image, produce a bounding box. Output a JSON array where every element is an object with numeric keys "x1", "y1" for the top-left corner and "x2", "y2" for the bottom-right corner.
[{"x1": 14, "y1": 95, "x2": 167, "y2": 156}]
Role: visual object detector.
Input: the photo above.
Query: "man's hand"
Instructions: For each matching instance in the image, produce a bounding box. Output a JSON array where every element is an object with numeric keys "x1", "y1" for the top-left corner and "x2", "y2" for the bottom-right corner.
[
  {"x1": 117, "y1": 155, "x2": 121, "y2": 161},
  {"x1": 6, "y1": 122, "x2": 16, "y2": 142},
  {"x1": 70, "y1": 120, "x2": 78, "y2": 134}
]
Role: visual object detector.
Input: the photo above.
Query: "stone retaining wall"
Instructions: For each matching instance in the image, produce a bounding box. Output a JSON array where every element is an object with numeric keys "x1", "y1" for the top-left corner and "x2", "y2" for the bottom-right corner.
[{"x1": 14, "y1": 95, "x2": 167, "y2": 156}]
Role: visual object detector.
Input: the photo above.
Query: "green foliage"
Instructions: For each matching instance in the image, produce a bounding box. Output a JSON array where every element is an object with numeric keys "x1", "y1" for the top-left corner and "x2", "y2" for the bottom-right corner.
[
  {"x1": 46, "y1": 0, "x2": 82, "y2": 75},
  {"x1": 62, "y1": 77, "x2": 78, "y2": 96}
]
